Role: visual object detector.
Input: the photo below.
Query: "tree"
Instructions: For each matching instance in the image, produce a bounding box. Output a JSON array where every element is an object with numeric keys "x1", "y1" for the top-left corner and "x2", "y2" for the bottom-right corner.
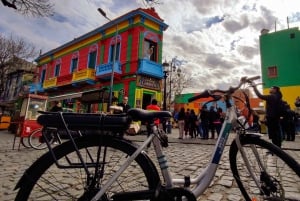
[
  {"x1": 1, "y1": 0, "x2": 54, "y2": 17},
  {"x1": 0, "y1": 34, "x2": 37, "y2": 98}
]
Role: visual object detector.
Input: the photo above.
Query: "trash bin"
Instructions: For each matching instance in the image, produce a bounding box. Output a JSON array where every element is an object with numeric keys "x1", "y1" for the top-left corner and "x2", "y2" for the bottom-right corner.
[{"x1": 166, "y1": 120, "x2": 172, "y2": 134}]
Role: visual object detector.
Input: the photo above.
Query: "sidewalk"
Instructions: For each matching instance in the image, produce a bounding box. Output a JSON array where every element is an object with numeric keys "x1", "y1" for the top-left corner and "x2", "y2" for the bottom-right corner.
[{"x1": 127, "y1": 127, "x2": 300, "y2": 150}]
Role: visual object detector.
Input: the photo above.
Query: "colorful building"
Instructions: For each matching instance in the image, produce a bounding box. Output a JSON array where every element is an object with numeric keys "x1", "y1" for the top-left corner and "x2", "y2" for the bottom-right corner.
[
  {"x1": 259, "y1": 27, "x2": 300, "y2": 109},
  {"x1": 30, "y1": 8, "x2": 168, "y2": 112},
  {"x1": 174, "y1": 90, "x2": 262, "y2": 115}
]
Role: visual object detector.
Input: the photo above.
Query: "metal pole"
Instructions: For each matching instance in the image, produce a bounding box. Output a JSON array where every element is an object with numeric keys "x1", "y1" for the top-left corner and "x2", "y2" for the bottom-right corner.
[
  {"x1": 163, "y1": 71, "x2": 167, "y2": 111},
  {"x1": 169, "y1": 62, "x2": 172, "y2": 110},
  {"x1": 108, "y1": 24, "x2": 118, "y2": 109},
  {"x1": 98, "y1": 8, "x2": 118, "y2": 110}
]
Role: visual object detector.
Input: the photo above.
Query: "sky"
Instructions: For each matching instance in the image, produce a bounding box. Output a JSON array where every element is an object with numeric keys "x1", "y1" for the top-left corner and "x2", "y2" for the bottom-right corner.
[{"x1": 1, "y1": 0, "x2": 300, "y2": 93}]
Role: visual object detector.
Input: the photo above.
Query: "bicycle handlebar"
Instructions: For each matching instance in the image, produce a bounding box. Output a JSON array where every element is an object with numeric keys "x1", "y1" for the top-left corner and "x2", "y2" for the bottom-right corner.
[{"x1": 188, "y1": 76, "x2": 260, "y2": 102}]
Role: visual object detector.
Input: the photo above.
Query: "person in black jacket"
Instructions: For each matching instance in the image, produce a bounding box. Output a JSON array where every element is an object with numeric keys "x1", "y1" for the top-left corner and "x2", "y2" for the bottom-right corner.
[
  {"x1": 50, "y1": 101, "x2": 63, "y2": 112},
  {"x1": 117, "y1": 96, "x2": 130, "y2": 113},
  {"x1": 252, "y1": 85, "x2": 283, "y2": 148}
]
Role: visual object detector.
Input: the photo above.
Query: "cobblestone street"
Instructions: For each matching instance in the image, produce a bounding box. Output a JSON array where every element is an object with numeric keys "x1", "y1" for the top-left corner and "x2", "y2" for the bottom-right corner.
[{"x1": 1, "y1": 129, "x2": 300, "y2": 200}]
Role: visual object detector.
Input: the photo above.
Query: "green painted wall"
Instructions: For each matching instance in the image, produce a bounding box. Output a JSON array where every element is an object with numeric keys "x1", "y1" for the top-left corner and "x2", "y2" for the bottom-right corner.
[{"x1": 259, "y1": 27, "x2": 300, "y2": 109}]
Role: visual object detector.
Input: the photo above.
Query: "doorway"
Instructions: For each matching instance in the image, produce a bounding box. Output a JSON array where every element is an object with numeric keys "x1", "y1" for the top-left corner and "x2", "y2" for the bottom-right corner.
[{"x1": 142, "y1": 93, "x2": 152, "y2": 109}]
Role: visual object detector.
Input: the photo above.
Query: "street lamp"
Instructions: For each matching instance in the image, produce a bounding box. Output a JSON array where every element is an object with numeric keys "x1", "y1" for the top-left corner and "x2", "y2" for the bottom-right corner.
[
  {"x1": 98, "y1": 8, "x2": 119, "y2": 110},
  {"x1": 162, "y1": 61, "x2": 169, "y2": 111}
]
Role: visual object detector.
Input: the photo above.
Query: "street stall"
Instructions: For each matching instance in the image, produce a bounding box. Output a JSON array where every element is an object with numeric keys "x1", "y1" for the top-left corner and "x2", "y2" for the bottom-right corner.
[{"x1": 12, "y1": 94, "x2": 48, "y2": 149}]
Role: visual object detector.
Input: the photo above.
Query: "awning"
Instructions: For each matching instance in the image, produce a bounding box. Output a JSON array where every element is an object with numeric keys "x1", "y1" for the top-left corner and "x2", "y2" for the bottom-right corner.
[{"x1": 48, "y1": 92, "x2": 82, "y2": 102}]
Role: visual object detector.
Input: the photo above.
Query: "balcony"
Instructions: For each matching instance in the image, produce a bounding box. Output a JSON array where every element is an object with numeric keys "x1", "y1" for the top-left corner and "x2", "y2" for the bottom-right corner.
[
  {"x1": 43, "y1": 77, "x2": 57, "y2": 89},
  {"x1": 137, "y1": 59, "x2": 163, "y2": 79},
  {"x1": 56, "y1": 74, "x2": 73, "y2": 86},
  {"x1": 29, "y1": 83, "x2": 44, "y2": 93},
  {"x1": 95, "y1": 61, "x2": 122, "y2": 80},
  {"x1": 72, "y1": 68, "x2": 96, "y2": 85}
]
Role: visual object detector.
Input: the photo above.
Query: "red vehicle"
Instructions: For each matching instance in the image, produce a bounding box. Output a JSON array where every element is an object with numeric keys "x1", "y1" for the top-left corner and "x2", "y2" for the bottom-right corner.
[{"x1": 12, "y1": 94, "x2": 48, "y2": 149}]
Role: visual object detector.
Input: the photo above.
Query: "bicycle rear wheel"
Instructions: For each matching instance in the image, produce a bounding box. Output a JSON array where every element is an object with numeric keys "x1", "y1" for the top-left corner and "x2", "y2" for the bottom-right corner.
[
  {"x1": 230, "y1": 135, "x2": 300, "y2": 201},
  {"x1": 15, "y1": 134, "x2": 160, "y2": 200},
  {"x1": 28, "y1": 128, "x2": 48, "y2": 150}
]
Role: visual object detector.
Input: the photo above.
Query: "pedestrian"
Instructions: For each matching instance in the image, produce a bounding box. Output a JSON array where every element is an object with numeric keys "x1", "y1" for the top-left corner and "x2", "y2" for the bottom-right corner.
[
  {"x1": 196, "y1": 109, "x2": 203, "y2": 138},
  {"x1": 189, "y1": 109, "x2": 197, "y2": 138},
  {"x1": 50, "y1": 101, "x2": 63, "y2": 112},
  {"x1": 280, "y1": 102, "x2": 296, "y2": 141},
  {"x1": 177, "y1": 107, "x2": 185, "y2": 139},
  {"x1": 146, "y1": 99, "x2": 160, "y2": 147},
  {"x1": 215, "y1": 107, "x2": 224, "y2": 136},
  {"x1": 117, "y1": 96, "x2": 131, "y2": 113},
  {"x1": 252, "y1": 85, "x2": 283, "y2": 148},
  {"x1": 184, "y1": 109, "x2": 190, "y2": 138},
  {"x1": 49, "y1": 101, "x2": 63, "y2": 144},
  {"x1": 295, "y1": 96, "x2": 300, "y2": 107},
  {"x1": 200, "y1": 105, "x2": 209, "y2": 139},
  {"x1": 208, "y1": 106, "x2": 218, "y2": 139}
]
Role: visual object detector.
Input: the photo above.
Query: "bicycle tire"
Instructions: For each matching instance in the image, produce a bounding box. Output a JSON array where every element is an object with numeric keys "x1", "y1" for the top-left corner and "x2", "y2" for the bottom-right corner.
[
  {"x1": 20, "y1": 136, "x2": 31, "y2": 148},
  {"x1": 28, "y1": 128, "x2": 48, "y2": 150},
  {"x1": 15, "y1": 134, "x2": 160, "y2": 200},
  {"x1": 229, "y1": 134, "x2": 300, "y2": 201}
]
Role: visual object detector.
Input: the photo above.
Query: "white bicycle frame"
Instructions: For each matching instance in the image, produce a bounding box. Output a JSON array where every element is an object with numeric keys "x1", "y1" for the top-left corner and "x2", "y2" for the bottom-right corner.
[{"x1": 91, "y1": 103, "x2": 261, "y2": 201}]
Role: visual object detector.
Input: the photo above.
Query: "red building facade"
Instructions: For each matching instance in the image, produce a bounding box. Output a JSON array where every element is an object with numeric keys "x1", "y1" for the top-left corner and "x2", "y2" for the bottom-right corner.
[{"x1": 31, "y1": 8, "x2": 168, "y2": 112}]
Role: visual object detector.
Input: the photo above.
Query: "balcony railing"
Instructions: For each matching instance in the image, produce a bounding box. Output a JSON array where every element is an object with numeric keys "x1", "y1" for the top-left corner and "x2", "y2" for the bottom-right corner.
[
  {"x1": 29, "y1": 83, "x2": 44, "y2": 93},
  {"x1": 43, "y1": 77, "x2": 57, "y2": 89},
  {"x1": 95, "y1": 61, "x2": 122, "y2": 79},
  {"x1": 137, "y1": 59, "x2": 163, "y2": 79},
  {"x1": 56, "y1": 74, "x2": 73, "y2": 86},
  {"x1": 72, "y1": 68, "x2": 95, "y2": 84}
]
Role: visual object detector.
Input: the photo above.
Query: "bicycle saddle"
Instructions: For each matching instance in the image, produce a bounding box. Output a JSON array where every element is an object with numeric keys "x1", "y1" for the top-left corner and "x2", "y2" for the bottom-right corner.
[{"x1": 127, "y1": 108, "x2": 172, "y2": 122}]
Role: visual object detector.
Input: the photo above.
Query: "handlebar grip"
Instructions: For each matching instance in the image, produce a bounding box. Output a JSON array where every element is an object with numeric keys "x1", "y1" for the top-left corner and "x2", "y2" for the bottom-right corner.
[
  {"x1": 188, "y1": 90, "x2": 210, "y2": 102},
  {"x1": 247, "y1": 75, "x2": 260, "y2": 82}
]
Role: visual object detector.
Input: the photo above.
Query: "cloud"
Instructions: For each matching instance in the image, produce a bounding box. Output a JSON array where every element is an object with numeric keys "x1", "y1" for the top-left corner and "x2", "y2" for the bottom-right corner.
[{"x1": 1, "y1": 0, "x2": 300, "y2": 94}]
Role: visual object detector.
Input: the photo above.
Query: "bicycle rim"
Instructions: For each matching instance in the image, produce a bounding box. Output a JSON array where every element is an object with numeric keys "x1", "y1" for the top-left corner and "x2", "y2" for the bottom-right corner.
[
  {"x1": 230, "y1": 135, "x2": 300, "y2": 201},
  {"x1": 15, "y1": 134, "x2": 159, "y2": 201},
  {"x1": 28, "y1": 128, "x2": 48, "y2": 150}
]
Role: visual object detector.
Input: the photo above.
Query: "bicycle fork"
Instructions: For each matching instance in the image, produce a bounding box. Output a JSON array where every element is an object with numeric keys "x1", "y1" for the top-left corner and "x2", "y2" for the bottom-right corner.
[{"x1": 234, "y1": 134, "x2": 266, "y2": 194}]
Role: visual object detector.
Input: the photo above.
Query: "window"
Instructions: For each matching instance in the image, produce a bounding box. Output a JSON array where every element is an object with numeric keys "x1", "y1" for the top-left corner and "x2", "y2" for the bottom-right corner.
[
  {"x1": 41, "y1": 69, "x2": 46, "y2": 83},
  {"x1": 54, "y1": 64, "x2": 60, "y2": 77},
  {"x1": 88, "y1": 51, "x2": 97, "y2": 68},
  {"x1": 109, "y1": 43, "x2": 120, "y2": 62},
  {"x1": 88, "y1": 44, "x2": 98, "y2": 68},
  {"x1": 108, "y1": 35, "x2": 121, "y2": 63},
  {"x1": 143, "y1": 39, "x2": 157, "y2": 62},
  {"x1": 290, "y1": 33, "x2": 295, "y2": 39},
  {"x1": 267, "y1": 66, "x2": 278, "y2": 78},
  {"x1": 54, "y1": 59, "x2": 61, "y2": 77},
  {"x1": 70, "y1": 52, "x2": 79, "y2": 73}
]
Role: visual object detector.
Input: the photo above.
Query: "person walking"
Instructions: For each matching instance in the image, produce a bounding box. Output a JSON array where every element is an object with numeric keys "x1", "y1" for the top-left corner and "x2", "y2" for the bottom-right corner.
[
  {"x1": 208, "y1": 106, "x2": 218, "y2": 139},
  {"x1": 188, "y1": 109, "x2": 198, "y2": 138},
  {"x1": 146, "y1": 99, "x2": 160, "y2": 147},
  {"x1": 215, "y1": 107, "x2": 224, "y2": 136},
  {"x1": 184, "y1": 109, "x2": 190, "y2": 139},
  {"x1": 177, "y1": 107, "x2": 185, "y2": 139},
  {"x1": 252, "y1": 85, "x2": 283, "y2": 148},
  {"x1": 200, "y1": 105, "x2": 209, "y2": 139}
]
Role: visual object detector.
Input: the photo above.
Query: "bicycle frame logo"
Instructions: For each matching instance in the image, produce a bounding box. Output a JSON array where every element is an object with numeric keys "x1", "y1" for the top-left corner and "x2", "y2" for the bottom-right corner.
[{"x1": 211, "y1": 122, "x2": 232, "y2": 164}]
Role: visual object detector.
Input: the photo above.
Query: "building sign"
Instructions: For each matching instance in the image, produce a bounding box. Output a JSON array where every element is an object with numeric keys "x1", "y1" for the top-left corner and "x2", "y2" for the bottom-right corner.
[
  {"x1": 136, "y1": 75, "x2": 161, "y2": 90},
  {"x1": 81, "y1": 89, "x2": 110, "y2": 103}
]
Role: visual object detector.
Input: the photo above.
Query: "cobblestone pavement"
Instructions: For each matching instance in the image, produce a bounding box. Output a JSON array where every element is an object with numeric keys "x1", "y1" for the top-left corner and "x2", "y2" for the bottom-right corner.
[{"x1": 1, "y1": 129, "x2": 300, "y2": 201}]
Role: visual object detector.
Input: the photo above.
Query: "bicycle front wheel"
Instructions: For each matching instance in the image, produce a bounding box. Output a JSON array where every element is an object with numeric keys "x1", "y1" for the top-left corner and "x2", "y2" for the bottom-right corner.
[
  {"x1": 28, "y1": 128, "x2": 48, "y2": 150},
  {"x1": 230, "y1": 134, "x2": 300, "y2": 201},
  {"x1": 15, "y1": 134, "x2": 160, "y2": 200}
]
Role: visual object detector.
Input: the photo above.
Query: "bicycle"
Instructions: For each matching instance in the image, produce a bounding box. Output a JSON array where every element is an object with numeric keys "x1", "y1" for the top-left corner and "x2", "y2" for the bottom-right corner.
[
  {"x1": 28, "y1": 127, "x2": 58, "y2": 150},
  {"x1": 14, "y1": 76, "x2": 300, "y2": 201}
]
